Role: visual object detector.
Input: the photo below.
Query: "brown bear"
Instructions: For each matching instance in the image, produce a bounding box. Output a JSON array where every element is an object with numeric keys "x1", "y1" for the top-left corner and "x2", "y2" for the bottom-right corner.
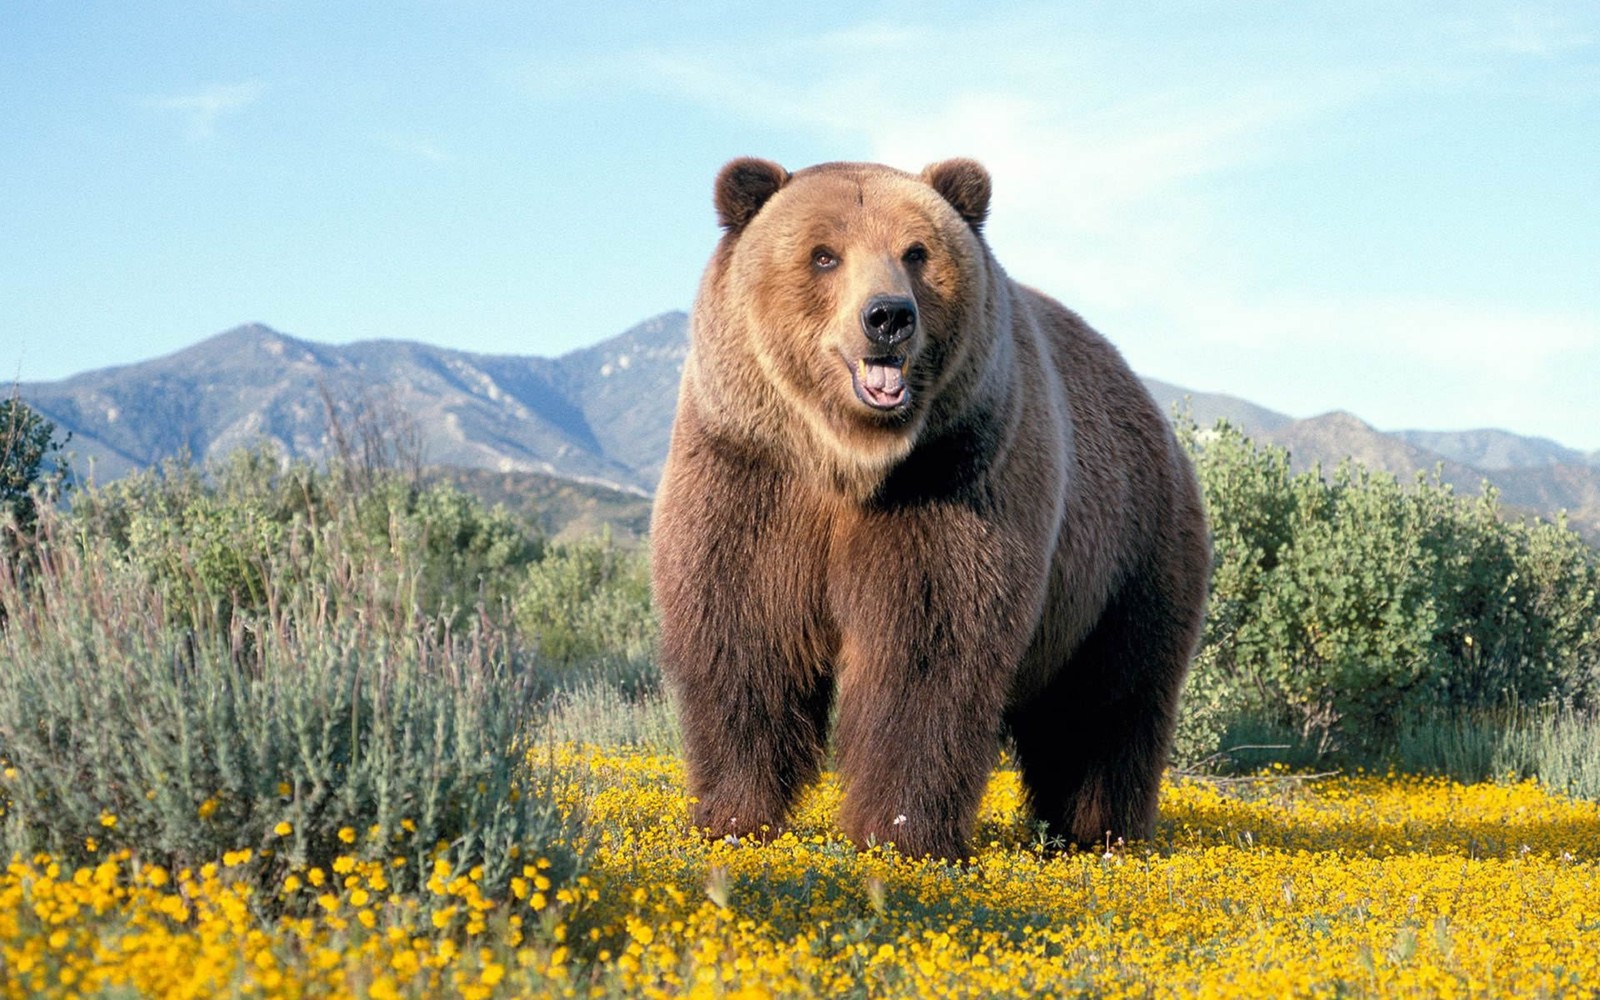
[{"x1": 651, "y1": 157, "x2": 1210, "y2": 859}]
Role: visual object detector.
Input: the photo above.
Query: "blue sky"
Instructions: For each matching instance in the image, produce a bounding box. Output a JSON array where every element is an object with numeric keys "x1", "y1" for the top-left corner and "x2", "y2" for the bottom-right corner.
[{"x1": 4, "y1": 2, "x2": 1598, "y2": 449}]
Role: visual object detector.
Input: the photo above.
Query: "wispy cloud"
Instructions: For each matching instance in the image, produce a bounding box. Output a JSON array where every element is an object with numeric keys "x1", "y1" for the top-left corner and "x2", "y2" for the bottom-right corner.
[
  {"x1": 384, "y1": 136, "x2": 453, "y2": 164},
  {"x1": 1480, "y1": 10, "x2": 1594, "y2": 57},
  {"x1": 145, "y1": 81, "x2": 266, "y2": 139},
  {"x1": 595, "y1": 21, "x2": 1331, "y2": 222}
]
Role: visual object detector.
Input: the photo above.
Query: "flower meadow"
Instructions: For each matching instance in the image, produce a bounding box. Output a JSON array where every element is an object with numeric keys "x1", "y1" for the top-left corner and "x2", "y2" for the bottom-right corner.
[{"x1": 3, "y1": 747, "x2": 1598, "y2": 999}]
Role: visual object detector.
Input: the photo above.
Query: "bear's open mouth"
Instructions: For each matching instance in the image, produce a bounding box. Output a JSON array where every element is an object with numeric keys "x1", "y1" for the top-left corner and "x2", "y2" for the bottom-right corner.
[{"x1": 846, "y1": 354, "x2": 910, "y2": 411}]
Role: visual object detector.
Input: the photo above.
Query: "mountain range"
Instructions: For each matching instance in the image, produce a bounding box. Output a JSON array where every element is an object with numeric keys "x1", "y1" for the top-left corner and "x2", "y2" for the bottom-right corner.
[{"x1": 18, "y1": 313, "x2": 1600, "y2": 543}]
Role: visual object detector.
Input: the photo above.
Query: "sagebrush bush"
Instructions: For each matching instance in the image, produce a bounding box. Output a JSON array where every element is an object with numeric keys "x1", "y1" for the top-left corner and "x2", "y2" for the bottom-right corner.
[
  {"x1": 535, "y1": 681, "x2": 680, "y2": 750},
  {"x1": 63, "y1": 448, "x2": 660, "y2": 689},
  {"x1": 0, "y1": 497, "x2": 581, "y2": 903}
]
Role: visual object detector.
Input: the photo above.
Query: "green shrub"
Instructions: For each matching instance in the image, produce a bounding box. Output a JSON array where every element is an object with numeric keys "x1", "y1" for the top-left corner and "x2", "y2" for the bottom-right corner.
[
  {"x1": 66, "y1": 447, "x2": 542, "y2": 634},
  {"x1": 0, "y1": 395, "x2": 72, "y2": 549},
  {"x1": 512, "y1": 530, "x2": 655, "y2": 679},
  {"x1": 1177, "y1": 418, "x2": 1600, "y2": 767},
  {"x1": 1247, "y1": 461, "x2": 1444, "y2": 752}
]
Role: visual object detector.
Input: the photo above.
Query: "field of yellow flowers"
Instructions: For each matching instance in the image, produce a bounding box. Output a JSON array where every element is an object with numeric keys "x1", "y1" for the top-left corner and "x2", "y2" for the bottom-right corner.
[{"x1": 3, "y1": 746, "x2": 1599, "y2": 999}]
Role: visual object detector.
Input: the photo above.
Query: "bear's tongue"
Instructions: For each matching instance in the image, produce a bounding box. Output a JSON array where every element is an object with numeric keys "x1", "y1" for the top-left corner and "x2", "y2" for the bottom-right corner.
[
  {"x1": 853, "y1": 357, "x2": 908, "y2": 409},
  {"x1": 858, "y1": 358, "x2": 905, "y2": 395}
]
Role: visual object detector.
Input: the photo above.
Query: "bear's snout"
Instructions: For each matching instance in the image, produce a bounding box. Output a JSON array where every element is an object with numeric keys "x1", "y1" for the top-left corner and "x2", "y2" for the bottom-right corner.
[{"x1": 861, "y1": 295, "x2": 917, "y2": 348}]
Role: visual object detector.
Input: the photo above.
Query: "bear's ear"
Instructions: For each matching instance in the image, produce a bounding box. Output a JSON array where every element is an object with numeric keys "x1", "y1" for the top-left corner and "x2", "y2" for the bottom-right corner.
[
  {"x1": 921, "y1": 158, "x2": 991, "y2": 232},
  {"x1": 714, "y1": 157, "x2": 790, "y2": 233}
]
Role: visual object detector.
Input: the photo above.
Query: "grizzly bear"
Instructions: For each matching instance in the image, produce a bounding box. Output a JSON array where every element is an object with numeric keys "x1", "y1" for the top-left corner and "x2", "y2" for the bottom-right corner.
[{"x1": 651, "y1": 157, "x2": 1210, "y2": 859}]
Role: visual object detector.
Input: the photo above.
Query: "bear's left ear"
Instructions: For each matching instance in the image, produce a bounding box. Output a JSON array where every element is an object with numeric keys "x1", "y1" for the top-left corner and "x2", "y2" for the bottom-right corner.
[
  {"x1": 714, "y1": 157, "x2": 790, "y2": 233},
  {"x1": 921, "y1": 158, "x2": 991, "y2": 232}
]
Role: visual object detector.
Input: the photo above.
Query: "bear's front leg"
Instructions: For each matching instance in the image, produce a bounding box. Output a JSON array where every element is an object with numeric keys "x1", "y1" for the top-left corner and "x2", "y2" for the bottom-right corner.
[
  {"x1": 652, "y1": 447, "x2": 838, "y2": 844},
  {"x1": 832, "y1": 643, "x2": 1005, "y2": 860},
  {"x1": 829, "y1": 507, "x2": 1045, "y2": 860},
  {"x1": 668, "y1": 635, "x2": 834, "y2": 843}
]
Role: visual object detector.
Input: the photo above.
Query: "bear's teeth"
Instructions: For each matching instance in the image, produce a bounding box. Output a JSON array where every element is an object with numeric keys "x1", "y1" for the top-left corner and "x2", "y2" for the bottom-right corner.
[{"x1": 857, "y1": 358, "x2": 869, "y2": 383}]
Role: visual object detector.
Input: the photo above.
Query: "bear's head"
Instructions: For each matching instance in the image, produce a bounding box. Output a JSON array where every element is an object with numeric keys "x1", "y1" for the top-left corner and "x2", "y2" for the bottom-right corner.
[{"x1": 695, "y1": 157, "x2": 998, "y2": 479}]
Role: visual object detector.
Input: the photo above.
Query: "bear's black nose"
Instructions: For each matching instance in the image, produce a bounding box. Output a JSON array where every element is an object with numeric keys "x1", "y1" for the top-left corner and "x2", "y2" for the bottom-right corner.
[{"x1": 861, "y1": 295, "x2": 917, "y2": 346}]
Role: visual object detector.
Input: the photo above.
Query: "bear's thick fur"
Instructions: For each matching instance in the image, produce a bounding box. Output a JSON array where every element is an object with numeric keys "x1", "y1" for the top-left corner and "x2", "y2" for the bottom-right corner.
[{"x1": 651, "y1": 157, "x2": 1210, "y2": 859}]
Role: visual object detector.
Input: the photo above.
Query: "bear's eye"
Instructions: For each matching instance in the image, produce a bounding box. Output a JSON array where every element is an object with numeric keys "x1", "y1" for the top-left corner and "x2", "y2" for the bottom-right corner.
[
  {"x1": 811, "y1": 247, "x2": 839, "y2": 271},
  {"x1": 903, "y1": 244, "x2": 928, "y2": 265}
]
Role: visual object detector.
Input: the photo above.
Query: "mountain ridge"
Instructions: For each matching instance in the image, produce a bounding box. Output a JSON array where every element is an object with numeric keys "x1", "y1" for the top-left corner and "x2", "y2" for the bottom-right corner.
[{"x1": 19, "y1": 313, "x2": 1600, "y2": 542}]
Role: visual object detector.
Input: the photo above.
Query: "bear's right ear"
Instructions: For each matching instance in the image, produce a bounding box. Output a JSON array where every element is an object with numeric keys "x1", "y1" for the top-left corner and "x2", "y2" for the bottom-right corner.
[
  {"x1": 922, "y1": 158, "x2": 992, "y2": 232},
  {"x1": 714, "y1": 157, "x2": 789, "y2": 233}
]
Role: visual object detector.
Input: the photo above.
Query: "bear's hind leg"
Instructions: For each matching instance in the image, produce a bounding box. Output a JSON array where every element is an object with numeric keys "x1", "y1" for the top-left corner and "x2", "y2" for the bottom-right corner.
[
  {"x1": 1009, "y1": 681, "x2": 1173, "y2": 849},
  {"x1": 1009, "y1": 585, "x2": 1198, "y2": 848}
]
